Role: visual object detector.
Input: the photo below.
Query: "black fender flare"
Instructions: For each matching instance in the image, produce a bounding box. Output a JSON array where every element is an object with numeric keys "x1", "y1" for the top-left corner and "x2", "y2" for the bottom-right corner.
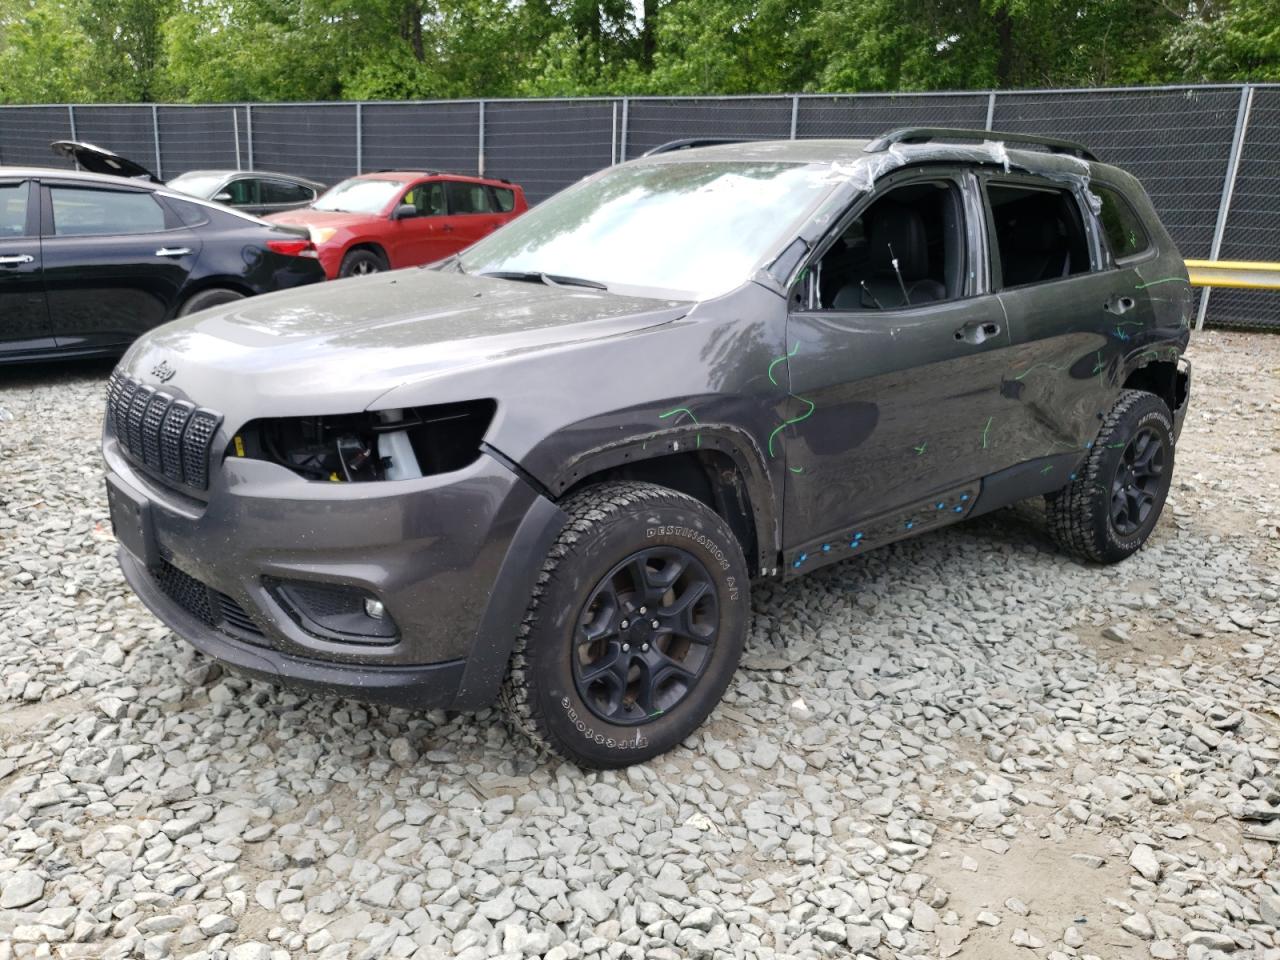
[{"x1": 547, "y1": 422, "x2": 780, "y2": 576}]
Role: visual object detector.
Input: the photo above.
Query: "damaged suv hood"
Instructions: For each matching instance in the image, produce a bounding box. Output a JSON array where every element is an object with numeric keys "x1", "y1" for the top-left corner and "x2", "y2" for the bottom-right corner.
[{"x1": 118, "y1": 269, "x2": 687, "y2": 422}]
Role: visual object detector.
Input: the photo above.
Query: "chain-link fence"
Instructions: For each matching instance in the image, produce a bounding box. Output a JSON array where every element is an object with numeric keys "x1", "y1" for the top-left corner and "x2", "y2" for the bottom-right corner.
[{"x1": 1, "y1": 86, "x2": 1276, "y2": 328}]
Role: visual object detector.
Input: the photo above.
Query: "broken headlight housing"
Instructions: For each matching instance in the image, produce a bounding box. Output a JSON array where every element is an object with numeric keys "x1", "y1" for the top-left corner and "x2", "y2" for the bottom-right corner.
[{"x1": 230, "y1": 400, "x2": 496, "y2": 482}]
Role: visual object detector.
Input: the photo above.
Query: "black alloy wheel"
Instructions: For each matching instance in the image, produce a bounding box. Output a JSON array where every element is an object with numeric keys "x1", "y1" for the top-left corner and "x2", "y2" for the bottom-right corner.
[
  {"x1": 1110, "y1": 426, "x2": 1166, "y2": 536},
  {"x1": 572, "y1": 546, "x2": 719, "y2": 726}
]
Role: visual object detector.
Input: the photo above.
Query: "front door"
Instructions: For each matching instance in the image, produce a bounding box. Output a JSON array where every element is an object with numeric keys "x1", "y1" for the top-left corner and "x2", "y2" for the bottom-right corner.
[
  {"x1": 0, "y1": 179, "x2": 52, "y2": 357},
  {"x1": 387, "y1": 181, "x2": 454, "y2": 267},
  {"x1": 41, "y1": 182, "x2": 201, "y2": 351},
  {"x1": 781, "y1": 171, "x2": 1016, "y2": 554}
]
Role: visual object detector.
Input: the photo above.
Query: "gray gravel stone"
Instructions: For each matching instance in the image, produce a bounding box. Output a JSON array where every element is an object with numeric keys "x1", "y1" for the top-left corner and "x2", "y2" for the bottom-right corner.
[
  {"x1": 0, "y1": 870, "x2": 45, "y2": 908},
  {"x1": 1, "y1": 334, "x2": 1278, "y2": 960}
]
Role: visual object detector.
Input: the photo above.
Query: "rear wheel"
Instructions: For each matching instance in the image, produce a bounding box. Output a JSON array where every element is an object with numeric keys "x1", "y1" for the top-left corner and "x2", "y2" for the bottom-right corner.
[
  {"x1": 178, "y1": 287, "x2": 244, "y2": 316},
  {"x1": 1045, "y1": 389, "x2": 1175, "y2": 563},
  {"x1": 502, "y1": 482, "x2": 749, "y2": 768},
  {"x1": 339, "y1": 249, "x2": 386, "y2": 277}
]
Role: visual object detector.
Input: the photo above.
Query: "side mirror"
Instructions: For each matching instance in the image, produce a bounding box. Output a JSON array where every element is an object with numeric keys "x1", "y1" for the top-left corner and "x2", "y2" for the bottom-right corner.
[
  {"x1": 213, "y1": 191, "x2": 233, "y2": 203},
  {"x1": 391, "y1": 203, "x2": 418, "y2": 220}
]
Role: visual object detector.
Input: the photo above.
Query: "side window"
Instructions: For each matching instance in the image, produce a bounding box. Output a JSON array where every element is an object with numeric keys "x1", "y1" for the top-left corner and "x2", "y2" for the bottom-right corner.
[
  {"x1": 220, "y1": 178, "x2": 259, "y2": 206},
  {"x1": 987, "y1": 182, "x2": 1091, "y2": 288},
  {"x1": 811, "y1": 179, "x2": 966, "y2": 311},
  {"x1": 406, "y1": 181, "x2": 446, "y2": 216},
  {"x1": 0, "y1": 182, "x2": 30, "y2": 237},
  {"x1": 49, "y1": 187, "x2": 166, "y2": 237},
  {"x1": 261, "y1": 179, "x2": 313, "y2": 205},
  {"x1": 490, "y1": 186, "x2": 516, "y2": 213},
  {"x1": 445, "y1": 180, "x2": 493, "y2": 215},
  {"x1": 1092, "y1": 184, "x2": 1150, "y2": 262}
]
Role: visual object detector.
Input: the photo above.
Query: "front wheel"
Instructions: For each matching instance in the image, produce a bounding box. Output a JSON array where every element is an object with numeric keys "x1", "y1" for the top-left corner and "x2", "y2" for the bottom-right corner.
[
  {"x1": 1045, "y1": 389, "x2": 1175, "y2": 564},
  {"x1": 339, "y1": 249, "x2": 387, "y2": 277},
  {"x1": 502, "y1": 482, "x2": 749, "y2": 768}
]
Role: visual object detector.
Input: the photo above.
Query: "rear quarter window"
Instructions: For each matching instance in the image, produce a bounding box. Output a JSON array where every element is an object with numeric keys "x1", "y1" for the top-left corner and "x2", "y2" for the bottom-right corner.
[
  {"x1": 490, "y1": 186, "x2": 516, "y2": 212},
  {"x1": 1093, "y1": 185, "x2": 1151, "y2": 261}
]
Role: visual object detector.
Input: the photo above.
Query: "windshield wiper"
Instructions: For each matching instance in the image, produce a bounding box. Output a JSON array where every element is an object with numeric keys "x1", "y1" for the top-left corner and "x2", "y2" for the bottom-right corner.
[{"x1": 479, "y1": 270, "x2": 608, "y2": 291}]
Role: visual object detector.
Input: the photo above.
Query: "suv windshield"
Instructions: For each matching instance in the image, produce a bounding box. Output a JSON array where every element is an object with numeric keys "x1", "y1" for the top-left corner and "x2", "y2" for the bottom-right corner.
[
  {"x1": 313, "y1": 178, "x2": 403, "y2": 214},
  {"x1": 460, "y1": 161, "x2": 834, "y2": 300}
]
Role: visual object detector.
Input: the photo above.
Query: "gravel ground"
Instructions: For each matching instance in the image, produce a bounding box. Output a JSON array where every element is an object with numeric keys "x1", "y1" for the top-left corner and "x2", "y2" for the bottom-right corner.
[{"x1": 1, "y1": 331, "x2": 1278, "y2": 960}]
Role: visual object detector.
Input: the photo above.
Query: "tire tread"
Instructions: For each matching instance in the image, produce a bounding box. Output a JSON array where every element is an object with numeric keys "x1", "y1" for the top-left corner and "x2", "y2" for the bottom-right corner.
[{"x1": 500, "y1": 481, "x2": 722, "y2": 763}]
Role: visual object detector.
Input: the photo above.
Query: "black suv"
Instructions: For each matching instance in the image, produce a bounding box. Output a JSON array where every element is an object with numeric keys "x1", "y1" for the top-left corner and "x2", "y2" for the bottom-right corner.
[{"x1": 103, "y1": 128, "x2": 1192, "y2": 767}]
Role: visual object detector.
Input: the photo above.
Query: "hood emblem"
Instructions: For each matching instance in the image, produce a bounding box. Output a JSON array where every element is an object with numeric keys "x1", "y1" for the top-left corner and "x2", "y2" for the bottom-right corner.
[{"x1": 152, "y1": 360, "x2": 176, "y2": 383}]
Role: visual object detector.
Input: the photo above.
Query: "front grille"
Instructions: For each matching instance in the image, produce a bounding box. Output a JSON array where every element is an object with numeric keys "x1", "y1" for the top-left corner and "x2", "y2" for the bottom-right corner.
[
  {"x1": 107, "y1": 372, "x2": 222, "y2": 491},
  {"x1": 153, "y1": 560, "x2": 266, "y2": 643}
]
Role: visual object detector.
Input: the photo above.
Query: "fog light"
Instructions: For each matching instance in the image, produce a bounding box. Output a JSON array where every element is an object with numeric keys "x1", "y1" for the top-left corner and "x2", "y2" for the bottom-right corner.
[{"x1": 268, "y1": 578, "x2": 397, "y2": 643}]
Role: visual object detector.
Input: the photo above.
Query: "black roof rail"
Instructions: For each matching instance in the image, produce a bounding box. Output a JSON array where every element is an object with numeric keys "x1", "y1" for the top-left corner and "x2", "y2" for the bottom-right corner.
[
  {"x1": 864, "y1": 127, "x2": 1097, "y2": 162},
  {"x1": 641, "y1": 137, "x2": 756, "y2": 157}
]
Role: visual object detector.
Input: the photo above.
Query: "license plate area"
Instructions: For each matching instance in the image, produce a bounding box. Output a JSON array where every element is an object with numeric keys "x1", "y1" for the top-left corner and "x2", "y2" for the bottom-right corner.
[{"x1": 106, "y1": 475, "x2": 159, "y2": 568}]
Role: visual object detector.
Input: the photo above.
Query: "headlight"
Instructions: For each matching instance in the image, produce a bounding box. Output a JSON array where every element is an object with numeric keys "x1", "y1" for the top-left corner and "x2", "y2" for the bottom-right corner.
[
  {"x1": 229, "y1": 401, "x2": 496, "y2": 482},
  {"x1": 309, "y1": 226, "x2": 338, "y2": 245}
]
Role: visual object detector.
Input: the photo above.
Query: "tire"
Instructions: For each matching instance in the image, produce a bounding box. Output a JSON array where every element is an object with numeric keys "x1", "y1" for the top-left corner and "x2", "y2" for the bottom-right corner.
[
  {"x1": 339, "y1": 248, "x2": 386, "y2": 277},
  {"x1": 178, "y1": 287, "x2": 245, "y2": 317},
  {"x1": 1045, "y1": 389, "x2": 1175, "y2": 564},
  {"x1": 502, "y1": 481, "x2": 750, "y2": 768}
]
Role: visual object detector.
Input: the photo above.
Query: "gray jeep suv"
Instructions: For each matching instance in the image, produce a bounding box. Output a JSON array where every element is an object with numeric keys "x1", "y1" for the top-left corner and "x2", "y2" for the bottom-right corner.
[{"x1": 103, "y1": 128, "x2": 1192, "y2": 767}]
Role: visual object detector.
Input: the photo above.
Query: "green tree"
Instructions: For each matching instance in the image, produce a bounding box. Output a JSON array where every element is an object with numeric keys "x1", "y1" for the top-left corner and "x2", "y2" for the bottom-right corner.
[
  {"x1": 1168, "y1": 0, "x2": 1280, "y2": 82},
  {"x1": 78, "y1": 0, "x2": 177, "y2": 100},
  {"x1": 0, "y1": 0, "x2": 96, "y2": 103}
]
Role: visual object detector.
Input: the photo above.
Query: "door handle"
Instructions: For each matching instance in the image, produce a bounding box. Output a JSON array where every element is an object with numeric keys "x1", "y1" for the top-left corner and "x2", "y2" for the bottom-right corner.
[
  {"x1": 1105, "y1": 294, "x2": 1136, "y2": 315},
  {"x1": 0, "y1": 254, "x2": 34, "y2": 265},
  {"x1": 155, "y1": 247, "x2": 192, "y2": 258},
  {"x1": 954, "y1": 320, "x2": 1001, "y2": 345}
]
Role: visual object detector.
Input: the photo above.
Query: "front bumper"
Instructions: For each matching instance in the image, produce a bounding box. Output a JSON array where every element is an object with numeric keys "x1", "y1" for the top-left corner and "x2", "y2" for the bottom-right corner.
[{"x1": 106, "y1": 435, "x2": 566, "y2": 710}]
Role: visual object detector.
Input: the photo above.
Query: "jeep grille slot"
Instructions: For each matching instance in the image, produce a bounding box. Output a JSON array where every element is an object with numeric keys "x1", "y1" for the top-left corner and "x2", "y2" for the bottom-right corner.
[
  {"x1": 153, "y1": 560, "x2": 266, "y2": 644},
  {"x1": 106, "y1": 372, "x2": 223, "y2": 491}
]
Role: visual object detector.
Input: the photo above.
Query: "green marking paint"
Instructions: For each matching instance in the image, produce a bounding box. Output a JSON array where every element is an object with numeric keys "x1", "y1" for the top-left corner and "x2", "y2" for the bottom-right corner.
[
  {"x1": 914, "y1": 442, "x2": 927, "y2": 455},
  {"x1": 768, "y1": 395, "x2": 815, "y2": 458},
  {"x1": 981, "y1": 416, "x2": 993, "y2": 449},
  {"x1": 789, "y1": 465, "x2": 805, "y2": 474},
  {"x1": 768, "y1": 341, "x2": 800, "y2": 387},
  {"x1": 658, "y1": 406, "x2": 701, "y2": 448},
  {"x1": 1040, "y1": 464, "x2": 1054, "y2": 474},
  {"x1": 1134, "y1": 277, "x2": 1190, "y2": 290},
  {"x1": 1106, "y1": 442, "x2": 1126, "y2": 448}
]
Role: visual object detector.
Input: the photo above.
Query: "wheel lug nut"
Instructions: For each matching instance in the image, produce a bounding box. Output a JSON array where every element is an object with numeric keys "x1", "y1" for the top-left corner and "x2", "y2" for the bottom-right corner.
[
  {"x1": 641, "y1": 643, "x2": 649, "y2": 651},
  {"x1": 638, "y1": 606, "x2": 647, "y2": 614},
  {"x1": 622, "y1": 643, "x2": 630, "y2": 652},
  {"x1": 620, "y1": 619, "x2": 629, "y2": 629},
  {"x1": 651, "y1": 619, "x2": 660, "y2": 629}
]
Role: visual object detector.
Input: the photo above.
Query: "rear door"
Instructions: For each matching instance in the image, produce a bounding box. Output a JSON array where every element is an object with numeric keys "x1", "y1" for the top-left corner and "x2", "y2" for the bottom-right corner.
[
  {"x1": 0, "y1": 179, "x2": 52, "y2": 357},
  {"x1": 444, "y1": 180, "x2": 505, "y2": 249},
  {"x1": 41, "y1": 182, "x2": 201, "y2": 351},
  {"x1": 983, "y1": 174, "x2": 1136, "y2": 466}
]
